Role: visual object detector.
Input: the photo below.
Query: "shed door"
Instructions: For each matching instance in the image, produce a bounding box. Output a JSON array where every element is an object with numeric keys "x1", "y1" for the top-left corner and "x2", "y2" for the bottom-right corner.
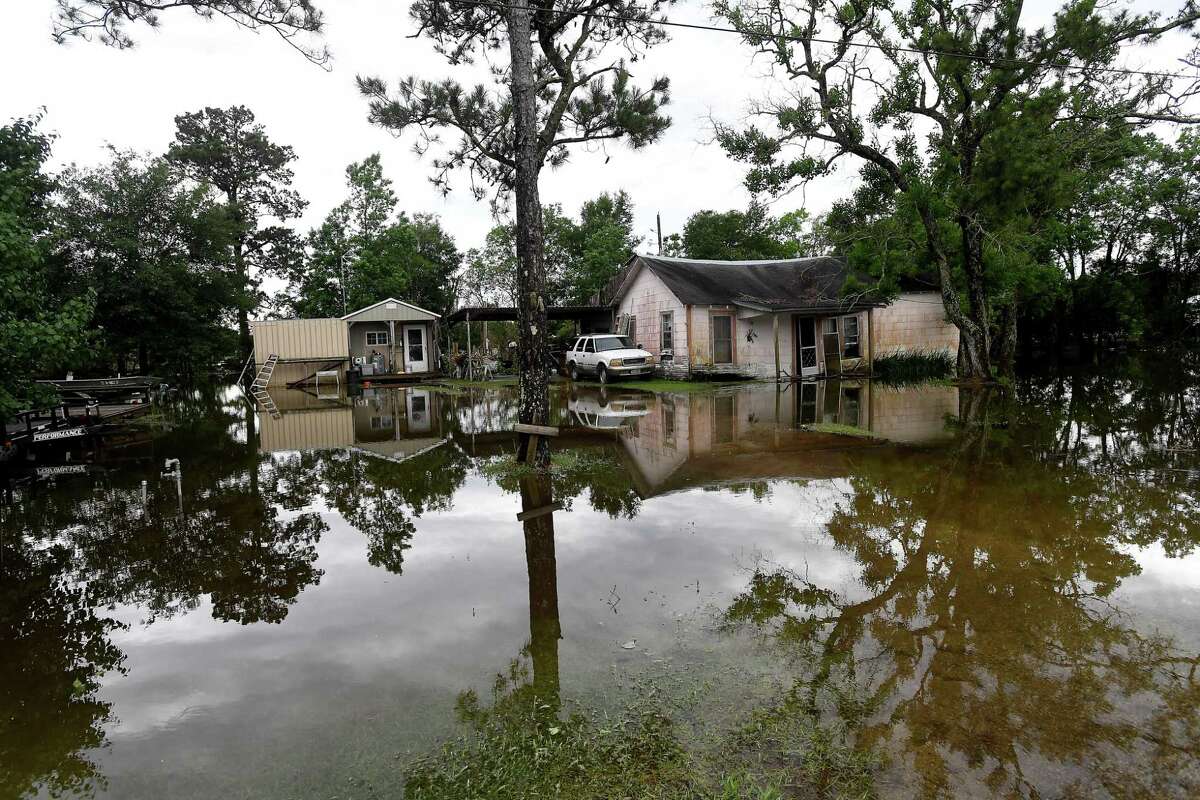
[{"x1": 403, "y1": 325, "x2": 428, "y2": 372}]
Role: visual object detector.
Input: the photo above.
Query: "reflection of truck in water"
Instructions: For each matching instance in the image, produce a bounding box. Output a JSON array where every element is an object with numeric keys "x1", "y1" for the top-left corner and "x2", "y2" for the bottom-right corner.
[{"x1": 567, "y1": 388, "x2": 654, "y2": 430}]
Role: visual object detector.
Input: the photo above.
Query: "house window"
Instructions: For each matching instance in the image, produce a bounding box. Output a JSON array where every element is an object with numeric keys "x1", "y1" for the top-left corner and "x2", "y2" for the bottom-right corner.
[
  {"x1": 712, "y1": 315, "x2": 734, "y2": 364},
  {"x1": 627, "y1": 315, "x2": 637, "y2": 345},
  {"x1": 365, "y1": 331, "x2": 389, "y2": 347},
  {"x1": 842, "y1": 316, "x2": 861, "y2": 358},
  {"x1": 660, "y1": 311, "x2": 674, "y2": 356},
  {"x1": 823, "y1": 318, "x2": 839, "y2": 336}
]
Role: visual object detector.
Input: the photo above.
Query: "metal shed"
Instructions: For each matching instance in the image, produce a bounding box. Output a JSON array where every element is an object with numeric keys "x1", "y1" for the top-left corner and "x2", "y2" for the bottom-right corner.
[{"x1": 250, "y1": 318, "x2": 351, "y2": 387}]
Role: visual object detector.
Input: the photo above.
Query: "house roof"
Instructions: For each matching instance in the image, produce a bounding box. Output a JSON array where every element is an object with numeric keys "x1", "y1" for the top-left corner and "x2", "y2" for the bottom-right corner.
[
  {"x1": 609, "y1": 254, "x2": 881, "y2": 313},
  {"x1": 341, "y1": 297, "x2": 441, "y2": 321}
]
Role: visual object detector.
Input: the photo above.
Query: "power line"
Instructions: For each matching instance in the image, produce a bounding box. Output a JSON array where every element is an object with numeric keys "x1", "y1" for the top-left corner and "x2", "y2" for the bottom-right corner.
[{"x1": 437, "y1": 0, "x2": 1198, "y2": 81}]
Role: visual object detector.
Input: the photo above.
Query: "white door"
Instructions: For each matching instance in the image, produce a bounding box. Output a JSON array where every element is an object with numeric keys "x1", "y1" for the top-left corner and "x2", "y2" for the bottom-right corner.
[
  {"x1": 797, "y1": 318, "x2": 820, "y2": 377},
  {"x1": 403, "y1": 325, "x2": 428, "y2": 372}
]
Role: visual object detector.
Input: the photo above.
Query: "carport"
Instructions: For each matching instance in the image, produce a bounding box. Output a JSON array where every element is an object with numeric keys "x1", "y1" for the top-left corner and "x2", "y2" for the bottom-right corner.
[{"x1": 445, "y1": 305, "x2": 615, "y2": 375}]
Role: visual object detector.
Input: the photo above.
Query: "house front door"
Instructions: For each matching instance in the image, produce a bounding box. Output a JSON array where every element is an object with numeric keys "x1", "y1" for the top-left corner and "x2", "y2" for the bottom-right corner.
[
  {"x1": 797, "y1": 317, "x2": 819, "y2": 377},
  {"x1": 403, "y1": 324, "x2": 428, "y2": 373}
]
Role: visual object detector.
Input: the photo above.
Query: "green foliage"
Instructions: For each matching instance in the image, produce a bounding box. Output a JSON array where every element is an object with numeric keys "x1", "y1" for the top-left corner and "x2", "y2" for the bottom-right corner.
[
  {"x1": 287, "y1": 153, "x2": 461, "y2": 317},
  {"x1": 871, "y1": 350, "x2": 955, "y2": 383},
  {"x1": 0, "y1": 116, "x2": 93, "y2": 419},
  {"x1": 51, "y1": 0, "x2": 329, "y2": 65},
  {"x1": 664, "y1": 200, "x2": 809, "y2": 261},
  {"x1": 358, "y1": 3, "x2": 671, "y2": 200},
  {"x1": 404, "y1": 664, "x2": 688, "y2": 800},
  {"x1": 462, "y1": 191, "x2": 641, "y2": 307},
  {"x1": 712, "y1": 0, "x2": 1200, "y2": 377},
  {"x1": 53, "y1": 150, "x2": 237, "y2": 375},
  {"x1": 168, "y1": 105, "x2": 305, "y2": 355}
]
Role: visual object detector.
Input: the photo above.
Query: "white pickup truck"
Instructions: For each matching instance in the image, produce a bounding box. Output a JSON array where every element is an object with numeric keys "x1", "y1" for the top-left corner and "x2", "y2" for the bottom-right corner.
[{"x1": 565, "y1": 334, "x2": 655, "y2": 384}]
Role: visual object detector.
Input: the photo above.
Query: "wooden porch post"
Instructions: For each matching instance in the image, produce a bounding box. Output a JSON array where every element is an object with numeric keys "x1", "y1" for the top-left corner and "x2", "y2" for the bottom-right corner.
[
  {"x1": 466, "y1": 311, "x2": 473, "y2": 381},
  {"x1": 388, "y1": 319, "x2": 396, "y2": 373},
  {"x1": 773, "y1": 313, "x2": 781, "y2": 382}
]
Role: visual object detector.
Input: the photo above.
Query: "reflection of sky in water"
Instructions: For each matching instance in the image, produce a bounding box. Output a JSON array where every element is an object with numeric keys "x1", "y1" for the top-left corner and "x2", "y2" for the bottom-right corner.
[
  {"x1": 8, "y1": 375, "x2": 1199, "y2": 799},
  {"x1": 96, "y1": 468, "x2": 1199, "y2": 785}
]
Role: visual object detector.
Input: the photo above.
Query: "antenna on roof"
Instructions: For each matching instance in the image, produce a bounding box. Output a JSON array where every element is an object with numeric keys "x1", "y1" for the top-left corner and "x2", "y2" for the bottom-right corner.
[{"x1": 656, "y1": 213, "x2": 662, "y2": 255}]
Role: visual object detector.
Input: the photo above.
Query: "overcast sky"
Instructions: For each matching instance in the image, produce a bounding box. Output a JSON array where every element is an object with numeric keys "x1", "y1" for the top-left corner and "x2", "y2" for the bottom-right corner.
[{"x1": 6, "y1": 1, "x2": 1196, "y2": 258}]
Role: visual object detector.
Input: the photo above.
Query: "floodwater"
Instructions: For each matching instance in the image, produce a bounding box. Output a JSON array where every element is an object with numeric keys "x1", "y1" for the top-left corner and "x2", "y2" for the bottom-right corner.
[{"x1": 2, "y1": 363, "x2": 1198, "y2": 799}]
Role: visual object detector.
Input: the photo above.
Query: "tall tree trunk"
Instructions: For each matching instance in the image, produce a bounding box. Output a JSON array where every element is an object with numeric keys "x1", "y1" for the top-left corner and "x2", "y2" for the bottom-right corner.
[
  {"x1": 911, "y1": 193, "x2": 991, "y2": 383},
  {"x1": 235, "y1": 236, "x2": 252, "y2": 363},
  {"x1": 507, "y1": 2, "x2": 551, "y2": 466},
  {"x1": 995, "y1": 295, "x2": 1018, "y2": 380},
  {"x1": 959, "y1": 216, "x2": 993, "y2": 381}
]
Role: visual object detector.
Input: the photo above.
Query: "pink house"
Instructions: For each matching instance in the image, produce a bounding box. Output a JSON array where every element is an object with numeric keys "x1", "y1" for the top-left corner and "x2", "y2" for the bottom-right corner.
[{"x1": 606, "y1": 255, "x2": 959, "y2": 379}]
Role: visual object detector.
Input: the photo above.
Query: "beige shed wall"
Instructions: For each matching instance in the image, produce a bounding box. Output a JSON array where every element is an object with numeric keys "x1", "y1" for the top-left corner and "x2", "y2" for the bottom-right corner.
[
  {"x1": 871, "y1": 292, "x2": 959, "y2": 357},
  {"x1": 251, "y1": 318, "x2": 349, "y2": 365},
  {"x1": 258, "y1": 407, "x2": 354, "y2": 453}
]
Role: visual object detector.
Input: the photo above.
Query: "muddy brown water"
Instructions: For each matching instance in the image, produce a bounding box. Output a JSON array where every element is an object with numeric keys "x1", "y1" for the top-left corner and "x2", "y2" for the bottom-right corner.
[{"x1": 2, "y1": 365, "x2": 1198, "y2": 799}]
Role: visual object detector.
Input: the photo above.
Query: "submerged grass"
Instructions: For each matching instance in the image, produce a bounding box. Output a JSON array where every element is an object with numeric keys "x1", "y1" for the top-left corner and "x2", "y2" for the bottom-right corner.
[
  {"x1": 872, "y1": 350, "x2": 954, "y2": 383},
  {"x1": 402, "y1": 660, "x2": 880, "y2": 800}
]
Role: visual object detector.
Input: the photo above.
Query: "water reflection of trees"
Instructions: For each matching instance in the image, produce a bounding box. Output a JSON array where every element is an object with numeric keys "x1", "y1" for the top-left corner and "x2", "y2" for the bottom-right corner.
[
  {"x1": 270, "y1": 442, "x2": 470, "y2": 574},
  {"x1": 0, "y1": 391, "x2": 325, "y2": 797},
  {"x1": 0, "y1": 537, "x2": 125, "y2": 800},
  {"x1": 727, "y1": 381, "x2": 1200, "y2": 799}
]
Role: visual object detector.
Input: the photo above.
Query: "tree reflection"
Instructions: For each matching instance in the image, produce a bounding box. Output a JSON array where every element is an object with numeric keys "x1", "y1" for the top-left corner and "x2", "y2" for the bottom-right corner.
[
  {"x1": 0, "y1": 536, "x2": 125, "y2": 800},
  {"x1": 271, "y1": 442, "x2": 470, "y2": 575},
  {"x1": 520, "y1": 472, "x2": 563, "y2": 711},
  {"x1": 726, "y1": 383, "x2": 1200, "y2": 798}
]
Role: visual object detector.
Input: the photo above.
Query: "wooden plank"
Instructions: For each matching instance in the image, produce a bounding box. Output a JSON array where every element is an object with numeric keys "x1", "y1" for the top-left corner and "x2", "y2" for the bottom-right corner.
[
  {"x1": 514, "y1": 423, "x2": 560, "y2": 437},
  {"x1": 516, "y1": 501, "x2": 564, "y2": 522}
]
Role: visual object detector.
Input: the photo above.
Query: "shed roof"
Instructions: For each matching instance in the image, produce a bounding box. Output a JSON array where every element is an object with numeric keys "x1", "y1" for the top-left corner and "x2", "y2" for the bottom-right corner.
[
  {"x1": 610, "y1": 254, "x2": 881, "y2": 313},
  {"x1": 342, "y1": 297, "x2": 440, "y2": 322}
]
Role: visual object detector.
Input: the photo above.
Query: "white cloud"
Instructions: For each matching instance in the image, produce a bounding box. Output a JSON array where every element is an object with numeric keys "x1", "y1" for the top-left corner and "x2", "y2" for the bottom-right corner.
[{"x1": 8, "y1": 0, "x2": 1196, "y2": 265}]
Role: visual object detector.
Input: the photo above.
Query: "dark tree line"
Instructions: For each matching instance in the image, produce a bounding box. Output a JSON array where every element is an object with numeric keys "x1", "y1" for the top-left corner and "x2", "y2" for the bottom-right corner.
[{"x1": 0, "y1": 108, "x2": 467, "y2": 416}]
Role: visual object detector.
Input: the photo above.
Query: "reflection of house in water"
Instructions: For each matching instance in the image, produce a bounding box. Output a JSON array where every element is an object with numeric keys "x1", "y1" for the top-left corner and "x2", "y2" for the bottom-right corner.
[
  {"x1": 257, "y1": 387, "x2": 447, "y2": 462},
  {"x1": 580, "y1": 382, "x2": 960, "y2": 495}
]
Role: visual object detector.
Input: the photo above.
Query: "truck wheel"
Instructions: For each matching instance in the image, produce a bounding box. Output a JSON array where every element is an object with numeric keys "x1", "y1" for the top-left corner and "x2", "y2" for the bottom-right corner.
[
  {"x1": 598, "y1": 364, "x2": 609, "y2": 385},
  {"x1": 569, "y1": 362, "x2": 579, "y2": 381}
]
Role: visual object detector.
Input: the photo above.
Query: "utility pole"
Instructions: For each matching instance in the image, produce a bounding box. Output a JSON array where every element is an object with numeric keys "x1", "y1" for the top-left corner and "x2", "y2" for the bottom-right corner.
[
  {"x1": 656, "y1": 213, "x2": 662, "y2": 255},
  {"x1": 339, "y1": 251, "x2": 347, "y2": 315}
]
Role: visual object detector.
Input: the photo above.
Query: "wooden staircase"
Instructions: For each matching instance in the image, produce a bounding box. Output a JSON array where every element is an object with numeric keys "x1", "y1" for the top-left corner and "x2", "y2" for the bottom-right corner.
[
  {"x1": 252, "y1": 354, "x2": 278, "y2": 390},
  {"x1": 250, "y1": 354, "x2": 281, "y2": 419}
]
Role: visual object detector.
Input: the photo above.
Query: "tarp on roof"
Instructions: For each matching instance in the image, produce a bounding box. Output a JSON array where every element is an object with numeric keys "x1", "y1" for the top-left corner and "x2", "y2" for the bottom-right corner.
[{"x1": 620, "y1": 255, "x2": 878, "y2": 312}]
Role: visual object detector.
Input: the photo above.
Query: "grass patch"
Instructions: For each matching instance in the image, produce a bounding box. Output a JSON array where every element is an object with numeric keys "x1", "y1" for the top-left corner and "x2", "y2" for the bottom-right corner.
[
  {"x1": 605, "y1": 378, "x2": 746, "y2": 394},
  {"x1": 432, "y1": 377, "x2": 518, "y2": 388},
  {"x1": 805, "y1": 422, "x2": 879, "y2": 439},
  {"x1": 872, "y1": 350, "x2": 954, "y2": 383},
  {"x1": 402, "y1": 663, "x2": 880, "y2": 800}
]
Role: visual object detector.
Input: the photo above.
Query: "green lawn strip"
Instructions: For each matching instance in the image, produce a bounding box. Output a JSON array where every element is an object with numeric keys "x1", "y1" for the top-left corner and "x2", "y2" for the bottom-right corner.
[
  {"x1": 425, "y1": 377, "x2": 518, "y2": 392},
  {"x1": 601, "y1": 378, "x2": 756, "y2": 393},
  {"x1": 804, "y1": 422, "x2": 881, "y2": 440}
]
